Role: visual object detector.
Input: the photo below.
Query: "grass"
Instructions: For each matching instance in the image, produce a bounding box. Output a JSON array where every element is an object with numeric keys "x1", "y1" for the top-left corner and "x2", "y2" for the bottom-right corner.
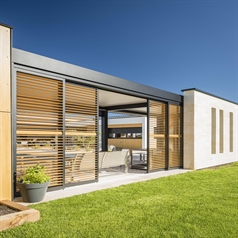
[{"x1": 1, "y1": 163, "x2": 238, "y2": 238}]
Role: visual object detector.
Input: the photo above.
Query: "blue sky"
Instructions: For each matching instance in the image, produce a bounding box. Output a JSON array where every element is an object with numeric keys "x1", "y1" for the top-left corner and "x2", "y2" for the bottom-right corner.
[{"x1": 0, "y1": 0, "x2": 237, "y2": 102}]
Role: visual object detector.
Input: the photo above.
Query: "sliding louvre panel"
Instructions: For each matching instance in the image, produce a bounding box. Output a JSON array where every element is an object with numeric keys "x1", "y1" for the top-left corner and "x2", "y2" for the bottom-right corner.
[
  {"x1": 149, "y1": 101, "x2": 167, "y2": 171},
  {"x1": 169, "y1": 104, "x2": 182, "y2": 168},
  {"x1": 65, "y1": 83, "x2": 97, "y2": 184},
  {"x1": 16, "y1": 72, "x2": 63, "y2": 188}
]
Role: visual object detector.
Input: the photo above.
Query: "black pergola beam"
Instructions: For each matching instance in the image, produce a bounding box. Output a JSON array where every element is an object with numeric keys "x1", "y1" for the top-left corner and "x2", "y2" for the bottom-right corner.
[
  {"x1": 111, "y1": 109, "x2": 147, "y2": 116},
  {"x1": 103, "y1": 103, "x2": 147, "y2": 111},
  {"x1": 101, "y1": 110, "x2": 108, "y2": 152}
]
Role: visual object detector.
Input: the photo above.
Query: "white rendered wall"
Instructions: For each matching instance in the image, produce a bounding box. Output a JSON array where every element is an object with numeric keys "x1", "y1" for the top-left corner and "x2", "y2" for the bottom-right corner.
[
  {"x1": 183, "y1": 90, "x2": 237, "y2": 170},
  {"x1": 108, "y1": 117, "x2": 147, "y2": 148}
]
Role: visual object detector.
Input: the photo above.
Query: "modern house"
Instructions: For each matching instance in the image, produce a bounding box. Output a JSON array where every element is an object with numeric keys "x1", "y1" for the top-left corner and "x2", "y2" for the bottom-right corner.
[{"x1": 0, "y1": 23, "x2": 237, "y2": 201}]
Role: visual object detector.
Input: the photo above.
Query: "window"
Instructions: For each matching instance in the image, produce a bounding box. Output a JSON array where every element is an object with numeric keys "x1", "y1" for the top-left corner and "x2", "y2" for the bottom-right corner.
[
  {"x1": 211, "y1": 108, "x2": 216, "y2": 154},
  {"x1": 219, "y1": 110, "x2": 223, "y2": 153},
  {"x1": 230, "y1": 112, "x2": 233, "y2": 152}
]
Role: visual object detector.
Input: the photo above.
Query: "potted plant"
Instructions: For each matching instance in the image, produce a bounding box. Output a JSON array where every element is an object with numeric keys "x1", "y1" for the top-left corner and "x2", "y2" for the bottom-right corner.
[{"x1": 17, "y1": 163, "x2": 50, "y2": 203}]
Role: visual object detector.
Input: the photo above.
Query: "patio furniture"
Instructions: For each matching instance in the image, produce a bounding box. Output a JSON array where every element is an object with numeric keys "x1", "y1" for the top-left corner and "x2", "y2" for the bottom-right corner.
[
  {"x1": 130, "y1": 148, "x2": 147, "y2": 170},
  {"x1": 99, "y1": 150, "x2": 130, "y2": 173},
  {"x1": 108, "y1": 145, "x2": 116, "y2": 151},
  {"x1": 65, "y1": 152, "x2": 85, "y2": 182}
]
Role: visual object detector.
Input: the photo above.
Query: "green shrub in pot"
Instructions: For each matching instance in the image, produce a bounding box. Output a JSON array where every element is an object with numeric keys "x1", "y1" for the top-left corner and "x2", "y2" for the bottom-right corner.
[{"x1": 17, "y1": 163, "x2": 50, "y2": 203}]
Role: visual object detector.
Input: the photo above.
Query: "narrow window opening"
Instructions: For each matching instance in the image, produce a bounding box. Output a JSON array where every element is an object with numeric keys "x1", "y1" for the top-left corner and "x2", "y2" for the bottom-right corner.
[
  {"x1": 219, "y1": 110, "x2": 223, "y2": 153},
  {"x1": 211, "y1": 108, "x2": 216, "y2": 154},
  {"x1": 230, "y1": 112, "x2": 233, "y2": 152}
]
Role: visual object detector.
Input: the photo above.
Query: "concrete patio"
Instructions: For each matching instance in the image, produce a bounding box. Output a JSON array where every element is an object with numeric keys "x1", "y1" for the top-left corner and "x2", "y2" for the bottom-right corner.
[{"x1": 16, "y1": 168, "x2": 190, "y2": 205}]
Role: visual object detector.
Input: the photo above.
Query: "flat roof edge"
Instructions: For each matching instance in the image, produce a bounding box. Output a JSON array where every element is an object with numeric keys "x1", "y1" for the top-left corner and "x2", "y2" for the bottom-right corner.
[
  {"x1": 0, "y1": 22, "x2": 13, "y2": 29},
  {"x1": 182, "y1": 88, "x2": 238, "y2": 105},
  {"x1": 12, "y1": 48, "x2": 183, "y2": 103}
]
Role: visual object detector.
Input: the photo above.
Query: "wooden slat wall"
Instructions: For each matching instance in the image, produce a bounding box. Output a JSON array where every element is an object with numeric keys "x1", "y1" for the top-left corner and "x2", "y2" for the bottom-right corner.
[
  {"x1": 169, "y1": 105, "x2": 182, "y2": 168},
  {"x1": 16, "y1": 72, "x2": 63, "y2": 188},
  {"x1": 65, "y1": 83, "x2": 97, "y2": 184},
  {"x1": 0, "y1": 25, "x2": 12, "y2": 200},
  {"x1": 149, "y1": 101, "x2": 167, "y2": 171},
  {"x1": 108, "y1": 138, "x2": 142, "y2": 150}
]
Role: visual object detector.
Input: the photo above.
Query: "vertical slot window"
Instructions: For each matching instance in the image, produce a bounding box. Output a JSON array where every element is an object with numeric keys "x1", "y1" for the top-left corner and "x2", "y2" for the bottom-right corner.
[
  {"x1": 219, "y1": 110, "x2": 223, "y2": 153},
  {"x1": 230, "y1": 112, "x2": 233, "y2": 152},
  {"x1": 211, "y1": 108, "x2": 216, "y2": 154}
]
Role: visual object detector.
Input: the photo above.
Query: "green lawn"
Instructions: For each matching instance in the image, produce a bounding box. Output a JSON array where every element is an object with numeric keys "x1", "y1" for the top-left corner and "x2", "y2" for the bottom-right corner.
[{"x1": 1, "y1": 163, "x2": 238, "y2": 238}]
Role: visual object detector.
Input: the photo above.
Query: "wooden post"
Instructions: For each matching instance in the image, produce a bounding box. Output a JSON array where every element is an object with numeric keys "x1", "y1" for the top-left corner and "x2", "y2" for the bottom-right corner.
[{"x1": 0, "y1": 23, "x2": 12, "y2": 200}]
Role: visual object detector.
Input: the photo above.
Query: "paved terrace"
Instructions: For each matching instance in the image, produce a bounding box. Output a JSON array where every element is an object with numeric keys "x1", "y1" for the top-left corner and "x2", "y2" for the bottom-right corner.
[{"x1": 16, "y1": 169, "x2": 190, "y2": 205}]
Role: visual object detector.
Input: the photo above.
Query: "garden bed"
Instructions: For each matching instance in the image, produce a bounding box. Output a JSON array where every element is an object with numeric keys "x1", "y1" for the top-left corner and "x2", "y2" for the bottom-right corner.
[{"x1": 0, "y1": 200, "x2": 40, "y2": 231}]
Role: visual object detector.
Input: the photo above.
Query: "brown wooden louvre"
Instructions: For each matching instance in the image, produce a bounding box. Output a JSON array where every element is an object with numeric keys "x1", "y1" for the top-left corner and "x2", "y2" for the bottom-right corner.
[
  {"x1": 65, "y1": 83, "x2": 98, "y2": 184},
  {"x1": 16, "y1": 72, "x2": 64, "y2": 188},
  {"x1": 16, "y1": 72, "x2": 98, "y2": 188},
  {"x1": 149, "y1": 101, "x2": 167, "y2": 171},
  {"x1": 169, "y1": 104, "x2": 182, "y2": 168}
]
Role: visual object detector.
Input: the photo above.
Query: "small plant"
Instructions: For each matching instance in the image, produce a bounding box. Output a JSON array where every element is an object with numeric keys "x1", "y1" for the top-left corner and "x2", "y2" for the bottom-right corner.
[
  {"x1": 85, "y1": 147, "x2": 92, "y2": 152},
  {"x1": 18, "y1": 163, "x2": 50, "y2": 184}
]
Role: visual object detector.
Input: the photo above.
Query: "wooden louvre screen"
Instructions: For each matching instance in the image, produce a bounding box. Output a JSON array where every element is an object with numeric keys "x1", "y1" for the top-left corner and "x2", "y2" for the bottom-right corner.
[
  {"x1": 65, "y1": 83, "x2": 98, "y2": 184},
  {"x1": 149, "y1": 101, "x2": 167, "y2": 171},
  {"x1": 169, "y1": 104, "x2": 182, "y2": 168},
  {"x1": 16, "y1": 72, "x2": 63, "y2": 188}
]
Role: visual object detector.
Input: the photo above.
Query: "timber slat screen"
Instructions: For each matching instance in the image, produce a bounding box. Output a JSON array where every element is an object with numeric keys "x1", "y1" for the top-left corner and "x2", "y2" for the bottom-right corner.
[
  {"x1": 16, "y1": 72, "x2": 63, "y2": 188},
  {"x1": 169, "y1": 104, "x2": 182, "y2": 168},
  {"x1": 149, "y1": 101, "x2": 167, "y2": 171},
  {"x1": 16, "y1": 72, "x2": 98, "y2": 191},
  {"x1": 65, "y1": 83, "x2": 98, "y2": 184}
]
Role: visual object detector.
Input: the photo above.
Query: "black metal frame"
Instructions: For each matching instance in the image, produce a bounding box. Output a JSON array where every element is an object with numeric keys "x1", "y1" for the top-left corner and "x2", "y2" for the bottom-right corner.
[
  {"x1": 147, "y1": 100, "x2": 150, "y2": 173},
  {"x1": 181, "y1": 97, "x2": 184, "y2": 168},
  {"x1": 100, "y1": 110, "x2": 108, "y2": 152},
  {"x1": 8, "y1": 26, "x2": 16, "y2": 200},
  {"x1": 166, "y1": 102, "x2": 170, "y2": 170},
  {"x1": 102, "y1": 103, "x2": 148, "y2": 111},
  {"x1": 96, "y1": 89, "x2": 99, "y2": 182},
  {"x1": 112, "y1": 110, "x2": 147, "y2": 116}
]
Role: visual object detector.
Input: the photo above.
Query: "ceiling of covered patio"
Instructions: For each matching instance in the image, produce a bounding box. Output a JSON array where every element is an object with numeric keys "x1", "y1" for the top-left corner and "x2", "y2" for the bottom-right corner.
[{"x1": 98, "y1": 89, "x2": 147, "y2": 116}]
